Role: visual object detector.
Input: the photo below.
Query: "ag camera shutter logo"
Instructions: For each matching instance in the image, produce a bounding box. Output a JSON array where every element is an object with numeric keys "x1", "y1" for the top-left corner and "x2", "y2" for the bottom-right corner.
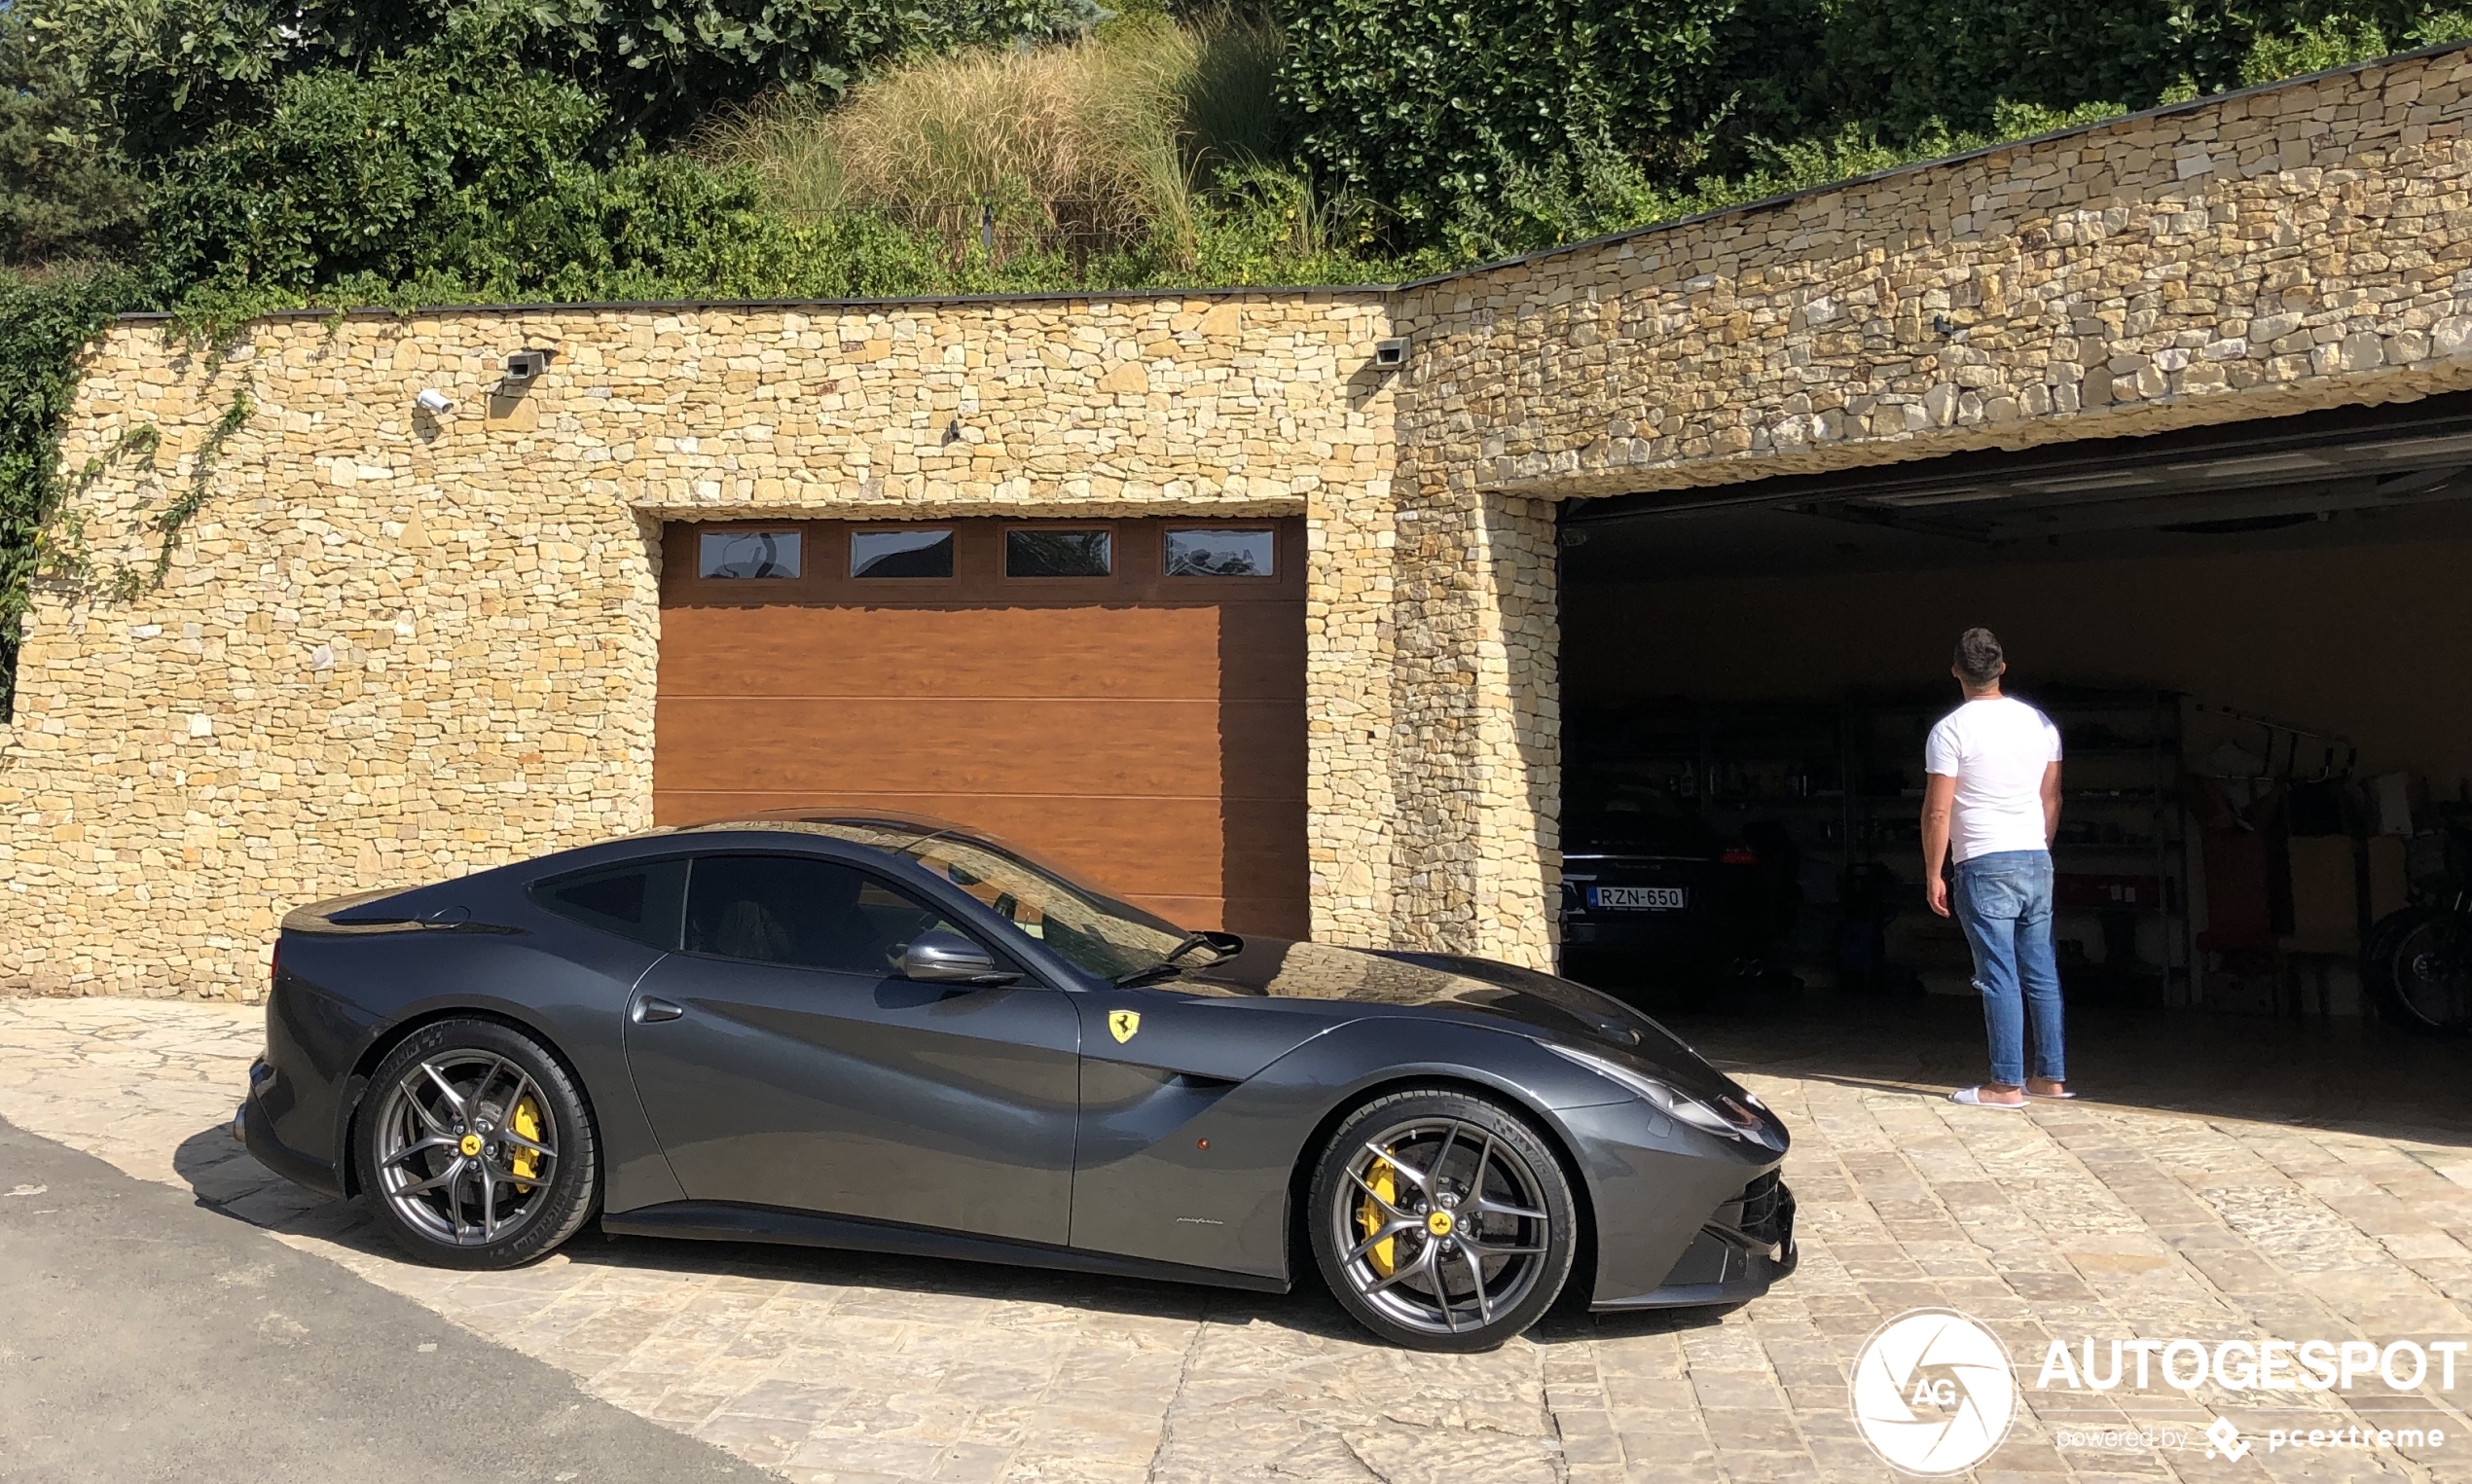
[{"x1": 1850, "y1": 1308, "x2": 2019, "y2": 1474}]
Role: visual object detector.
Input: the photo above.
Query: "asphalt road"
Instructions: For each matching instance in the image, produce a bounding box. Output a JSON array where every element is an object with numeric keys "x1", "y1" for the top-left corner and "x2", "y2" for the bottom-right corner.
[{"x1": 0, "y1": 1115, "x2": 756, "y2": 1483}]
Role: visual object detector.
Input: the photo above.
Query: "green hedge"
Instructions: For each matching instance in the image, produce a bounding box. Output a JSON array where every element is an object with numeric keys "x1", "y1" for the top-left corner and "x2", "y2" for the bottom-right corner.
[
  {"x1": 35, "y1": 0, "x2": 1098, "y2": 158},
  {"x1": 1279, "y1": 0, "x2": 2472, "y2": 250},
  {"x1": 1280, "y1": 0, "x2": 1735, "y2": 249}
]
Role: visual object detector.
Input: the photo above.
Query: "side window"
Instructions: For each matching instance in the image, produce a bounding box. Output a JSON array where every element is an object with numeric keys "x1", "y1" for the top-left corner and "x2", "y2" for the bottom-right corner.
[
  {"x1": 851, "y1": 527, "x2": 955, "y2": 577},
  {"x1": 699, "y1": 529, "x2": 801, "y2": 579},
  {"x1": 1165, "y1": 527, "x2": 1275, "y2": 576},
  {"x1": 533, "y1": 859, "x2": 688, "y2": 950},
  {"x1": 683, "y1": 854, "x2": 972, "y2": 974}
]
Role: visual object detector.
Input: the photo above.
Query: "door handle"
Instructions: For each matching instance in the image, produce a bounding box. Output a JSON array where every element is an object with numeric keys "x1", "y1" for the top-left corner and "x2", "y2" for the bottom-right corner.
[{"x1": 633, "y1": 996, "x2": 684, "y2": 1024}]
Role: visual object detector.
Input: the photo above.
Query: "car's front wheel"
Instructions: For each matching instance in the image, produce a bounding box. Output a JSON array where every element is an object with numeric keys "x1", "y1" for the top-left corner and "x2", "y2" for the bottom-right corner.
[
  {"x1": 357, "y1": 1019, "x2": 598, "y2": 1270},
  {"x1": 1307, "y1": 1087, "x2": 1578, "y2": 1351}
]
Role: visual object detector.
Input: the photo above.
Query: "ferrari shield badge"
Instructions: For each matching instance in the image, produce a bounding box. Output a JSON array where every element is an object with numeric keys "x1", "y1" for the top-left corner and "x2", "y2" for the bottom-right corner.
[{"x1": 1109, "y1": 1009, "x2": 1142, "y2": 1043}]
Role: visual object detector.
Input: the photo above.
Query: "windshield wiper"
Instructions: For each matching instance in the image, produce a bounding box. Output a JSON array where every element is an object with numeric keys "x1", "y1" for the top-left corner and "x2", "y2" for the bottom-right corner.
[{"x1": 1113, "y1": 931, "x2": 1243, "y2": 987}]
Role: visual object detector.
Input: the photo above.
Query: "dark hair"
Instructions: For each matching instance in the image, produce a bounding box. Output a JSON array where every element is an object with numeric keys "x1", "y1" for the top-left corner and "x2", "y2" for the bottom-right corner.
[{"x1": 1954, "y1": 628, "x2": 2005, "y2": 686}]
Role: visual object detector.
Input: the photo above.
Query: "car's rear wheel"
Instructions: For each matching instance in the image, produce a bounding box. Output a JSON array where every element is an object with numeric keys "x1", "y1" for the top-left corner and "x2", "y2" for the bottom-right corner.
[
  {"x1": 1308, "y1": 1088, "x2": 1578, "y2": 1351},
  {"x1": 358, "y1": 1019, "x2": 598, "y2": 1270}
]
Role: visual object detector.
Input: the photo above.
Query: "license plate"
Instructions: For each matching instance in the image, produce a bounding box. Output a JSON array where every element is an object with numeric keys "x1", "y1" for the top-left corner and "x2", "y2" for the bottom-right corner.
[{"x1": 1587, "y1": 886, "x2": 1687, "y2": 911}]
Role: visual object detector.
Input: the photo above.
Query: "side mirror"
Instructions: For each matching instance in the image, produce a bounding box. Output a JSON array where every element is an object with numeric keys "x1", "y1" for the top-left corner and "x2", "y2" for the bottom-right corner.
[{"x1": 901, "y1": 929, "x2": 1019, "y2": 986}]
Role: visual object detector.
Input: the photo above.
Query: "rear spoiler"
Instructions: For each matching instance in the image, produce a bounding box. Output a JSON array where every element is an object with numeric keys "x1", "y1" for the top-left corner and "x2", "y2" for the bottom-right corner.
[{"x1": 282, "y1": 882, "x2": 469, "y2": 932}]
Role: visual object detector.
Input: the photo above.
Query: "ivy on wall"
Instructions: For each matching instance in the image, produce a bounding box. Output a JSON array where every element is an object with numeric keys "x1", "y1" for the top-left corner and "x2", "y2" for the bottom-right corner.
[
  {"x1": 148, "y1": 387, "x2": 252, "y2": 587},
  {"x1": 0, "y1": 270, "x2": 135, "y2": 723}
]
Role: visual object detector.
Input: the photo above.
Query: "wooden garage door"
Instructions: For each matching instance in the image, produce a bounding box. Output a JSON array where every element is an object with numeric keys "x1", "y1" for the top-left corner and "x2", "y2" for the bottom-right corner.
[{"x1": 654, "y1": 518, "x2": 1309, "y2": 938}]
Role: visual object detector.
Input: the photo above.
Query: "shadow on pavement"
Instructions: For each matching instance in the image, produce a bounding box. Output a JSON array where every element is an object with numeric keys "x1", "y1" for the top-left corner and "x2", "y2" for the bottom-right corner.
[
  {"x1": 168, "y1": 1118, "x2": 1377, "y2": 1343},
  {"x1": 1635, "y1": 984, "x2": 2472, "y2": 1143},
  {"x1": 169, "y1": 1119, "x2": 1731, "y2": 1351}
]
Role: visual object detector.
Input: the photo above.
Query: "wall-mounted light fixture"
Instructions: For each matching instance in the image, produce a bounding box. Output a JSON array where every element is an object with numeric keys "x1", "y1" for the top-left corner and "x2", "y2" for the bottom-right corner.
[
  {"x1": 415, "y1": 388, "x2": 455, "y2": 414},
  {"x1": 498, "y1": 349, "x2": 553, "y2": 392},
  {"x1": 1373, "y1": 337, "x2": 1411, "y2": 369}
]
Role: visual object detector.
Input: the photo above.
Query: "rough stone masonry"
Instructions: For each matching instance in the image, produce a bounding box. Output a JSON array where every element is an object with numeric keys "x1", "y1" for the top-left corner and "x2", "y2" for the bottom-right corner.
[{"x1": 8, "y1": 47, "x2": 2472, "y2": 998}]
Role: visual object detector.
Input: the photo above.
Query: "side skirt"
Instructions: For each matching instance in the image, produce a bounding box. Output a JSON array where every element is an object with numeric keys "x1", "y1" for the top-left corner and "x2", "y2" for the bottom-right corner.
[{"x1": 600, "y1": 1201, "x2": 1291, "y2": 1296}]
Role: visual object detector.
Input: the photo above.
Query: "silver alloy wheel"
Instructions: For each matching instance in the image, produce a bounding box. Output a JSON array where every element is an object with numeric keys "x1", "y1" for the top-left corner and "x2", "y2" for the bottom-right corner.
[
  {"x1": 1329, "y1": 1116, "x2": 1552, "y2": 1336},
  {"x1": 372, "y1": 1050, "x2": 560, "y2": 1247}
]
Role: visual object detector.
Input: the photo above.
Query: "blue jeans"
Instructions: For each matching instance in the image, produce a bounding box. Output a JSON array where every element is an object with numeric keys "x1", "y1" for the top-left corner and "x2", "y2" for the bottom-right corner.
[{"x1": 1951, "y1": 850, "x2": 2065, "y2": 1087}]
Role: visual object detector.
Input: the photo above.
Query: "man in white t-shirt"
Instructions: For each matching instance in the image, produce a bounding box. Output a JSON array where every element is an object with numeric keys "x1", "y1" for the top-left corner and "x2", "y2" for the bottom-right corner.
[{"x1": 1921, "y1": 628, "x2": 2068, "y2": 1109}]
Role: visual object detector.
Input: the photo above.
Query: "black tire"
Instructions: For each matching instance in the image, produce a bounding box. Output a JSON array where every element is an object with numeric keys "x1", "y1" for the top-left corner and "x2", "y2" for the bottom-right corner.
[
  {"x1": 356, "y1": 1019, "x2": 599, "y2": 1270},
  {"x1": 1307, "y1": 1087, "x2": 1578, "y2": 1352},
  {"x1": 2376, "y1": 909, "x2": 2472, "y2": 1036},
  {"x1": 2364, "y1": 906, "x2": 2427, "y2": 1026}
]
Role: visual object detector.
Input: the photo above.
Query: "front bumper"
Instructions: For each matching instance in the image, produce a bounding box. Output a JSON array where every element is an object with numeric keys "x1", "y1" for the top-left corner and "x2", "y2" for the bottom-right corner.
[
  {"x1": 1594, "y1": 1171, "x2": 1798, "y2": 1309},
  {"x1": 1561, "y1": 915, "x2": 1717, "y2": 950}
]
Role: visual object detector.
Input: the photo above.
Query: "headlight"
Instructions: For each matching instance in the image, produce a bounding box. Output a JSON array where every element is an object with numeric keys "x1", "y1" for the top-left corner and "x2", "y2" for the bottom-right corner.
[{"x1": 1540, "y1": 1042, "x2": 1783, "y2": 1150}]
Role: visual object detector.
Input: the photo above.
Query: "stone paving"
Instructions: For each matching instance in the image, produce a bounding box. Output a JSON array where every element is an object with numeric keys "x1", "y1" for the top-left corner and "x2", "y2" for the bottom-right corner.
[{"x1": 6, "y1": 994, "x2": 2472, "y2": 1483}]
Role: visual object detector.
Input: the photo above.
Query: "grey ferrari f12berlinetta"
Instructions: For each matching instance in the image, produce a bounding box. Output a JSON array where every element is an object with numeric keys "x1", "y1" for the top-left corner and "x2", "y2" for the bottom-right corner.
[{"x1": 238, "y1": 813, "x2": 1794, "y2": 1350}]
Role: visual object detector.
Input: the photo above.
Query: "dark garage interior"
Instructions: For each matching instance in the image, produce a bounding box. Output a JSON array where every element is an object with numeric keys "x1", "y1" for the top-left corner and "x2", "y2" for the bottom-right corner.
[{"x1": 1556, "y1": 391, "x2": 2472, "y2": 1117}]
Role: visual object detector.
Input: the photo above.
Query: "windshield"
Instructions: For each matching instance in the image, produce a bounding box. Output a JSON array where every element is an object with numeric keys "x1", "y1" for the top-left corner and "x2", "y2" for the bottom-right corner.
[
  {"x1": 796, "y1": 821, "x2": 1190, "y2": 980},
  {"x1": 1566, "y1": 795, "x2": 1718, "y2": 855}
]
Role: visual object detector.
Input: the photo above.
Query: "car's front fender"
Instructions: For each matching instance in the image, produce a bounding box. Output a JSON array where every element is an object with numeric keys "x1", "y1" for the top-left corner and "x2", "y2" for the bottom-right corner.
[{"x1": 1063, "y1": 1014, "x2": 1663, "y2": 1284}]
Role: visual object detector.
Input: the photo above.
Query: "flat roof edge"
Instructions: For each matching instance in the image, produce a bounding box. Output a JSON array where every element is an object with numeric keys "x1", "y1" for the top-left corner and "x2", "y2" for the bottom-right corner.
[{"x1": 109, "y1": 280, "x2": 1402, "y2": 327}]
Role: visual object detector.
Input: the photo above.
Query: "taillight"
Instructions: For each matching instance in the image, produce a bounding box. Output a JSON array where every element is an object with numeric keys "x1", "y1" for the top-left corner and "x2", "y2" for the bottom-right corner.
[{"x1": 1721, "y1": 845, "x2": 1758, "y2": 866}]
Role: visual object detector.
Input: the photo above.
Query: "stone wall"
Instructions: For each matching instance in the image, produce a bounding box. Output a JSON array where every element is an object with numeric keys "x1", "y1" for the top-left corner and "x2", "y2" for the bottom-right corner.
[
  {"x1": 1403, "y1": 46, "x2": 2472, "y2": 503},
  {"x1": 9, "y1": 48, "x2": 2472, "y2": 997},
  {"x1": 0, "y1": 296, "x2": 1406, "y2": 996}
]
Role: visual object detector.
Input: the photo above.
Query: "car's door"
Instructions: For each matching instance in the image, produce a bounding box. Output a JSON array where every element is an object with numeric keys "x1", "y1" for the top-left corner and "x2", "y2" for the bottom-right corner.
[{"x1": 622, "y1": 851, "x2": 1081, "y2": 1245}]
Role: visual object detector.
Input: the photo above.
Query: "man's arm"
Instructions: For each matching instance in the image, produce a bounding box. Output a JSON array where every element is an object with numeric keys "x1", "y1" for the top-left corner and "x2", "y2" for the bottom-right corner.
[
  {"x1": 1922, "y1": 773, "x2": 1957, "y2": 918},
  {"x1": 2041, "y1": 760, "x2": 2062, "y2": 845}
]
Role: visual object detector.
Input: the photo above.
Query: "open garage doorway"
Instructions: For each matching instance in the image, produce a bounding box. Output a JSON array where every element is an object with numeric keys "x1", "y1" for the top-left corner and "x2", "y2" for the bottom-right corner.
[{"x1": 1559, "y1": 393, "x2": 2472, "y2": 1128}]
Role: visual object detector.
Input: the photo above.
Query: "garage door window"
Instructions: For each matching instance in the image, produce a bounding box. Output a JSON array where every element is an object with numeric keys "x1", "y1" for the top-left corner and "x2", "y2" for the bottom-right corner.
[
  {"x1": 699, "y1": 530, "x2": 801, "y2": 579},
  {"x1": 1165, "y1": 528, "x2": 1275, "y2": 577},
  {"x1": 1005, "y1": 528, "x2": 1111, "y2": 577},
  {"x1": 852, "y1": 528, "x2": 955, "y2": 578}
]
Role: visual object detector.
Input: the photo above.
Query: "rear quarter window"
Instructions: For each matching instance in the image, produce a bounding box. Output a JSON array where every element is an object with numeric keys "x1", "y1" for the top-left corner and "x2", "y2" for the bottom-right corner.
[{"x1": 532, "y1": 858, "x2": 689, "y2": 950}]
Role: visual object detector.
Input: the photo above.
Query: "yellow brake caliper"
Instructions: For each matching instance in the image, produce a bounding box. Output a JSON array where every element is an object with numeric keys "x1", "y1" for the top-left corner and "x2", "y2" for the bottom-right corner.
[
  {"x1": 1357, "y1": 1152, "x2": 1397, "y2": 1276},
  {"x1": 509, "y1": 1096, "x2": 542, "y2": 1190}
]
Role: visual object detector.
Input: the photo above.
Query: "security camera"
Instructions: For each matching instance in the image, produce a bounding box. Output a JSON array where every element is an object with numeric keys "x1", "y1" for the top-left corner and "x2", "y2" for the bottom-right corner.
[{"x1": 415, "y1": 388, "x2": 454, "y2": 414}]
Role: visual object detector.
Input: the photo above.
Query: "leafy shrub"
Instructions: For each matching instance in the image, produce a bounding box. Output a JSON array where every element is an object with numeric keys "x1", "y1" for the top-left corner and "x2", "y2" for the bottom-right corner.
[
  {"x1": 1694, "y1": 0, "x2": 2260, "y2": 163},
  {"x1": 1279, "y1": 0, "x2": 1737, "y2": 243},
  {"x1": 29, "y1": 0, "x2": 1103, "y2": 159},
  {"x1": 1184, "y1": 161, "x2": 1422, "y2": 283},
  {"x1": 2240, "y1": 9, "x2": 2472, "y2": 85},
  {"x1": 1279, "y1": 0, "x2": 2472, "y2": 247},
  {"x1": 138, "y1": 41, "x2": 1009, "y2": 306}
]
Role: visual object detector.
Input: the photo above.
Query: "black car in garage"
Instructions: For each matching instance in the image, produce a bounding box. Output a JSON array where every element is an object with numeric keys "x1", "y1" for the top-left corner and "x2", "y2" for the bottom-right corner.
[{"x1": 1559, "y1": 799, "x2": 1800, "y2": 997}]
